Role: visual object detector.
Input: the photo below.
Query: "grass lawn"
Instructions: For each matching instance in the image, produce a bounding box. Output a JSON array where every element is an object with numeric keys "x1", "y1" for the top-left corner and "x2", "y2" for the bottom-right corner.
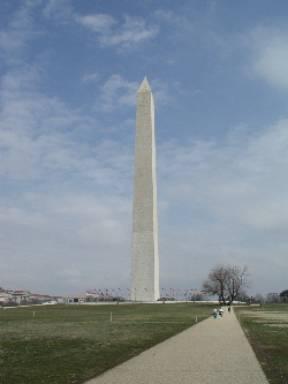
[
  {"x1": 0, "y1": 303, "x2": 212, "y2": 384},
  {"x1": 235, "y1": 304, "x2": 288, "y2": 384}
]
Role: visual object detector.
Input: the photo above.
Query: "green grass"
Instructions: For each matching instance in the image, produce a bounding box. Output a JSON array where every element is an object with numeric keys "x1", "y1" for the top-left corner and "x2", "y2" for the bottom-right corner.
[
  {"x1": 0, "y1": 303, "x2": 212, "y2": 384},
  {"x1": 235, "y1": 304, "x2": 288, "y2": 384}
]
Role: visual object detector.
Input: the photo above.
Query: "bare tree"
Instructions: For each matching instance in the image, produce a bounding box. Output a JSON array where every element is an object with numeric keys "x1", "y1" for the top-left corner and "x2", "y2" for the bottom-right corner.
[
  {"x1": 266, "y1": 292, "x2": 280, "y2": 303},
  {"x1": 203, "y1": 264, "x2": 249, "y2": 305},
  {"x1": 280, "y1": 290, "x2": 288, "y2": 303},
  {"x1": 253, "y1": 293, "x2": 265, "y2": 304}
]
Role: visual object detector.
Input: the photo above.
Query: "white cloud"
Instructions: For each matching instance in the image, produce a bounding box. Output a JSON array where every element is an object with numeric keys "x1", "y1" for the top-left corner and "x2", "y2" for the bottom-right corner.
[
  {"x1": 44, "y1": 2, "x2": 159, "y2": 48},
  {"x1": 160, "y1": 120, "x2": 288, "y2": 231},
  {"x1": 0, "y1": 66, "x2": 133, "y2": 293},
  {"x1": 151, "y1": 78, "x2": 172, "y2": 106},
  {"x1": 81, "y1": 72, "x2": 100, "y2": 83},
  {"x1": 0, "y1": 193, "x2": 131, "y2": 293},
  {"x1": 251, "y1": 28, "x2": 288, "y2": 89},
  {"x1": 43, "y1": 2, "x2": 158, "y2": 48},
  {"x1": 158, "y1": 119, "x2": 288, "y2": 292},
  {"x1": 154, "y1": 9, "x2": 189, "y2": 29},
  {"x1": 0, "y1": 68, "x2": 133, "y2": 184},
  {"x1": 98, "y1": 74, "x2": 138, "y2": 111},
  {"x1": 101, "y1": 15, "x2": 158, "y2": 47},
  {"x1": 77, "y1": 14, "x2": 158, "y2": 48},
  {"x1": 0, "y1": 1, "x2": 39, "y2": 63},
  {"x1": 76, "y1": 14, "x2": 115, "y2": 32},
  {"x1": 42, "y1": 0, "x2": 73, "y2": 22}
]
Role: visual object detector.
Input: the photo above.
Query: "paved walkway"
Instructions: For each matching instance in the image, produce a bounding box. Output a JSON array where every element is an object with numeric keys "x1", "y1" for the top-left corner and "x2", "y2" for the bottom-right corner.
[{"x1": 85, "y1": 309, "x2": 269, "y2": 384}]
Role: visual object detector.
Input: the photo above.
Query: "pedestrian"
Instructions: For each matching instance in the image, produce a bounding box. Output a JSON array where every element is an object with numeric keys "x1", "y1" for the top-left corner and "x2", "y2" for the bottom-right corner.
[{"x1": 228, "y1": 305, "x2": 231, "y2": 313}]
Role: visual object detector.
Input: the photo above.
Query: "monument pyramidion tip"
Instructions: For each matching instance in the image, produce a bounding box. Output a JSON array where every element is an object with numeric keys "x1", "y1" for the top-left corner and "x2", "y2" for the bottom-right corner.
[{"x1": 138, "y1": 76, "x2": 151, "y2": 93}]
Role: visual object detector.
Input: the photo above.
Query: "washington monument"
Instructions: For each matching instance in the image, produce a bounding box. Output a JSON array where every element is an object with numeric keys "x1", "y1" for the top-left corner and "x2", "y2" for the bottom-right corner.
[{"x1": 131, "y1": 77, "x2": 160, "y2": 302}]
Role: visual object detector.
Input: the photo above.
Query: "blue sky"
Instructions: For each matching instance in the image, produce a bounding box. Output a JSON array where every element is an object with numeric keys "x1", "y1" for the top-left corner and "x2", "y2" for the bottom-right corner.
[{"x1": 1, "y1": 0, "x2": 288, "y2": 295}]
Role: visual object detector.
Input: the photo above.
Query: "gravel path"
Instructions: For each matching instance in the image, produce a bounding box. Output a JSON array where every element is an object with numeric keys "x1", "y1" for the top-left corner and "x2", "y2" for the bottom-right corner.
[{"x1": 85, "y1": 308, "x2": 268, "y2": 384}]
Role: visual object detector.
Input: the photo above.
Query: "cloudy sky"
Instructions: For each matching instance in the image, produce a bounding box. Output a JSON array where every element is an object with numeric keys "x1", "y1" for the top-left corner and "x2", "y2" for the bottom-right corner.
[{"x1": 1, "y1": 0, "x2": 288, "y2": 295}]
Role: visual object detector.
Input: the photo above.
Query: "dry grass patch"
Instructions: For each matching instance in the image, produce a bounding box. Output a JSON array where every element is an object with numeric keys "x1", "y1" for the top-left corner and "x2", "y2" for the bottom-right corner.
[{"x1": 235, "y1": 304, "x2": 288, "y2": 384}]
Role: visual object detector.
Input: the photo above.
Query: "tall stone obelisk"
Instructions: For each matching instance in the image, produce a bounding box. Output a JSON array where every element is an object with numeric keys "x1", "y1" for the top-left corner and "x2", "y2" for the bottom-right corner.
[{"x1": 131, "y1": 77, "x2": 159, "y2": 302}]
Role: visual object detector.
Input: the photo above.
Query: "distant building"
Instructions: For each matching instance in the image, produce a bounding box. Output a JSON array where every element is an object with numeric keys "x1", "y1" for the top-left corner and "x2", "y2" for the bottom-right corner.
[
  {"x1": 12, "y1": 290, "x2": 31, "y2": 304},
  {"x1": 0, "y1": 292, "x2": 13, "y2": 305},
  {"x1": 85, "y1": 290, "x2": 101, "y2": 301},
  {"x1": 66, "y1": 295, "x2": 86, "y2": 304},
  {"x1": 0, "y1": 288, "x2": 64, "y2": 306},
  {"x1": 29, "y1": 293, "x2": 57, "y2": 304}
]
